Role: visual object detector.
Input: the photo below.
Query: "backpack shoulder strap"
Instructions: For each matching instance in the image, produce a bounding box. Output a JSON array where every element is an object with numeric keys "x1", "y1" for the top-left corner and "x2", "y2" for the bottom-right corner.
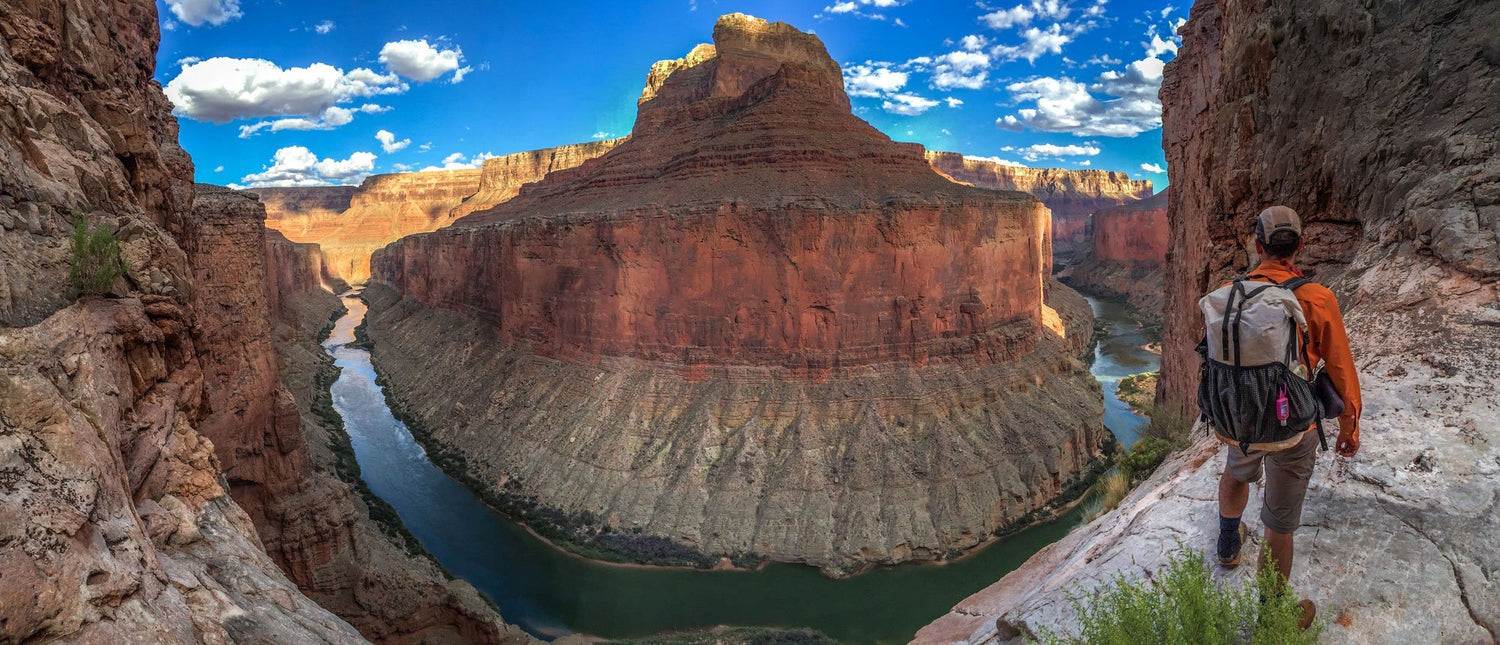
[{"x1": 1280, "y1": 277, "x2": 1314, "y2": 292}]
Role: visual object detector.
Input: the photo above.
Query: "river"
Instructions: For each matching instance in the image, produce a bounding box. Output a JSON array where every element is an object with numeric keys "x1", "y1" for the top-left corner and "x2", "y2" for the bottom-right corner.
[{"x1": 323, "y1": 294, "x2": 1159, "y2": 643}]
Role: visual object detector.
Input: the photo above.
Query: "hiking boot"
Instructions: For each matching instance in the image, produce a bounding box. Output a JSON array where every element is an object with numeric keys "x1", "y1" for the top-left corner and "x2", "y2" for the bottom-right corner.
[
  {"x1": 1216, "y1": 522, "x2": 1248, "y2": 569},
  {"x1": 1296, "y1": 598, "x2": 1316, "y2": 631}
]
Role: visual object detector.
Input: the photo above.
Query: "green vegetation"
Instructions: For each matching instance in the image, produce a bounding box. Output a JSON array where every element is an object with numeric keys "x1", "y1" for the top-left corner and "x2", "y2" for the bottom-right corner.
[
  {"x1": 69, "y1": 213, "x2": 124, "y2": 296},
  {"x1": 1118, "y1": 438, "x2": 1173, "y2": 482},
  {"x1": 1040, "y1": 548, "x2": 1319, "y2": 645},
  {"x1": 606, "y1": 626, "x2": 837, "y2": 645},
  {"x1": 1140, "y1": 404, "x2": 1193, "y2": 450},
  {"x1": 1115, "y1": 372, "x2": 1156, "y2": 414}
]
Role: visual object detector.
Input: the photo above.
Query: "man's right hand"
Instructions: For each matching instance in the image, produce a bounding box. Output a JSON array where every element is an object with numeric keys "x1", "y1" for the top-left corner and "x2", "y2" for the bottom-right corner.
[{"x1": 1336, "y1": 432, "x2": 1359, "y2": 457}]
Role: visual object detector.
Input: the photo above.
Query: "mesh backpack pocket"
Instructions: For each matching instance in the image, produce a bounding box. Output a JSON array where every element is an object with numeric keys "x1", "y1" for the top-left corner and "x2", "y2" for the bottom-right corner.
[{"x1": 1196, "y1": 276, "x2": 1323, "y2": 451}]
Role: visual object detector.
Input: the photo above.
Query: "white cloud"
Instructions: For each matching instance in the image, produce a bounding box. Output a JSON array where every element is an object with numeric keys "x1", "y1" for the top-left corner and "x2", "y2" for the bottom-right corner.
[
  {"x1": 996, "y1": 55, "x2": 1166, "y2": 137},
  {"x1": 945, "y1": 97, "x2": 963, "y2": 108},
  {"x1": 981, "y1": 6, "x2": 1035, "y2": 29},
  {"x1": 591, "y1": 131, "x2": 615, "y2": 139},
  {"x1": 166, "y1": 58, "x2": 405, "y2": 123},
  {"x1": 881, "y1": 93, "x2": 940, "y2": 116},
  {"x1": 1077, "y1": 159, "x2": 1091, "y2": 165},
  {"x1": 213, "y1": 165, "x2": 224, "y2": 172},
  {"x1": 1140, "y1": 162, "x2": 1165, "y2": 173},
  {"x1": 843, "y1": 63, "x2": 909, "y2": 97},
  {"x1": 162, "y1": 19, "x2": 178, "y2": 31},
  {"x1": 1010, "y1": 142, "x2": 1101, "y2": 161},
  {"x1": 964, "y1": 155, "x2": 1028, "y2": 167},
  {"x1": 375, "y1": 129, "x2": 410, "y2": 153},
  {"x1": 1160, "y1": 5, "x2": 1175, "y2": 18},
  {"x1": 418, "y1": 142, "x2": 433, "y2": 152},
  {"x1": 236, "y1": 104, "x2": 387, "y2": 137},
  {"x1": 819, "y1": 0, "x2": 906, "y2": 20},
  {"x1": 379, "y1": 39, "x2": 467, "y2": 83},
  {"x1": 165, "y1": 0, "x2": 241, "y2": 27},
  {"x1": 237, "y1": 146, "x2": 377, "y2": 188},
  {"x1": 315, "y1": 20, "x2": 335, "y2": 34},
  {"x1": 960, "y1": 35, "x2": 989, "y2": 51},
  {"x1": 992, "y1": 23, "x2": 1072, "y2": 62},
  {"x1": 827, "y1": 1, "x2": 858, "y2": 12},
  {"x1": 1086, "y1": 54, "x2": 1123, "y2": 66},
  {"x1": 1145, "y1": 34, "x2": 1178, "y2": 57},
  {"x1": 931, "y1": 50, "x2": 990, "y2": 89},
  {"x1": 419, "y1": 152, "x2": 497, "y2": 171}
]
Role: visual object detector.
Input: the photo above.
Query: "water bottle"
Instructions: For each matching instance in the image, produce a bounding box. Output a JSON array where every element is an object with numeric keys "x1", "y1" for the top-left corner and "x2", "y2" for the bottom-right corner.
[{"x1": 1276, "y1": 387, "x2": 1290, "y2": 426}]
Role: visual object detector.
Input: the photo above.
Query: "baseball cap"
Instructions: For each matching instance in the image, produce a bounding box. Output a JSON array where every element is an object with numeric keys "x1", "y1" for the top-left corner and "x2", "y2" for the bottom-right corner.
[{"x1": 1255, "y1": 205, "x2": 1302, "y2": 243}]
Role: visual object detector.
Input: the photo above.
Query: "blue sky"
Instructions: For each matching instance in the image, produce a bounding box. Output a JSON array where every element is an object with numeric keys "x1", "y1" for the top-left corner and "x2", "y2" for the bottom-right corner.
[{"x1": 155, "y1": 0, "x2": 1180, "y2": 190}]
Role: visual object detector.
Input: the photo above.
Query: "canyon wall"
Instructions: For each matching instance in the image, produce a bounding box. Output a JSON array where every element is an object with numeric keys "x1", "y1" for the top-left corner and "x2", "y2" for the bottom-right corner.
[
  {"x1": 257, "y1": 140, "x2": 622, "y2": 285},
  {"x1": 364, "y1": 14, "x2": 1107, "y2": 576},
  {"x1": 925, "y1": 152, "x2": 1153, "y2": 264},
  {"x1": 0, "y1": 3, "x2": 360, "y2": 639},
  {"x1": 919, "y1": 0, "x2": 1498, "y2": 642},
  {"x1": 1065, "y1": 189, "x2": 1169, "y2": 329}
]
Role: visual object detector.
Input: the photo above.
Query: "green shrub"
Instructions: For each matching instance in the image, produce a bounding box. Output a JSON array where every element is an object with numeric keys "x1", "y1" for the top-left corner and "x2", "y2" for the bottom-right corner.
[
  {"x1": 1140, "y1": 405, "x2": 1193, "y2": 450},
  {"x1": 1081, "y1": 472, "x2": 1131, "y2": 522},
  {"x1": 1118, "y1": 438, "x2": 1172, "y2": 483},
  {"x1": 69, "y1": 213, "x2": 124, "y2": 296},
  {"x1": 1041, "y1": 548, "x2": 1319, "y2": 645}
]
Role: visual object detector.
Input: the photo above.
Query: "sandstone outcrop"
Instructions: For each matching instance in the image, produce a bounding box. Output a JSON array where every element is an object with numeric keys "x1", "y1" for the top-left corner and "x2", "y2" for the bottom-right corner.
[
  {"x1": 925, "y1": 152, "x2": 1153, "y2": 265},
  {"x1": 256, "y1": 140, "x2": 622, "y2": 285},
  {"x1": 1065, "y1": 189, "x2": 1169, "y2": 330},
  {"x1": 255, "y1": 170, "x2": 480, "y2": 284},
  {"x1": 0, "y1": 2, "x2": 360, "y2": 639},
  {"x1": 919, "y1": 1, "x2": 1498, "y2": 642},
  {"x1": 0, "y1": 1, "x2": 523, "y2": 641},
  {"x1": 364, "y1": 13, "x2": 1107, "y2": 576}
]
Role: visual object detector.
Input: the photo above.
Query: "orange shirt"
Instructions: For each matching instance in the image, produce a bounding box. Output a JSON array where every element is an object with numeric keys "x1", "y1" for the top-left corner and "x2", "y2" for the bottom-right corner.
[{"x1": 1245, "y1": 259, "x2": 1362, "y2": 442}]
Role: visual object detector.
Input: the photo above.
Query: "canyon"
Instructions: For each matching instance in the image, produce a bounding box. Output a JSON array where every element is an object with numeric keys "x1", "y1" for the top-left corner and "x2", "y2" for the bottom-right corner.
[
  {"x1": 1064, "y1": 189, "x2": 1169, "y2": 331},
  {"x1": 362, "y1": 14, "x2": 1108, "y2": 576},
  {"x1": 919, "y1": 0, "x2": 1499, "y2": 642},
  {"x1": 925, "y1": 152, "x2": 1153, "y2": 265},
  {"x1": 0, "y1": 1, "x2": 522, "y2": 642},
  {"x1": 257, "y1": 147, "x2": 1146, "y2": 291}
]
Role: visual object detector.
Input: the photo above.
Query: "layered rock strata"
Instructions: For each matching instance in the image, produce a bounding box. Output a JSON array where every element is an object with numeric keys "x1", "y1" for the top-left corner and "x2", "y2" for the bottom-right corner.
[
  {"x1": 925, "y1": 152, "x2": 1154, "y2": 265},
  {"x1": 200, "y1": 186, "x2": 524, "y2": 643},
  {"x1": 256, "y1": 140, "x2": 622, "y2": 285},
  {"x1": 919, "y1": 0, "x2": 1498, "y2": 642},
  {"x1": 365, "y1": 14, "x2": 1107, "y2": 575},
  {"x1": 1065, "y1": 189, "x2": 1169, "y2": 330}
]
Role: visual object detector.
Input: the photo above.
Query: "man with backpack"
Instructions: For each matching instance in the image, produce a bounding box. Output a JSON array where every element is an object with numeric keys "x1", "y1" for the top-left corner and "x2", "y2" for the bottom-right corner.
[{"x1": 1201, "y1": 206, "x2": 1362, "y2": 629}]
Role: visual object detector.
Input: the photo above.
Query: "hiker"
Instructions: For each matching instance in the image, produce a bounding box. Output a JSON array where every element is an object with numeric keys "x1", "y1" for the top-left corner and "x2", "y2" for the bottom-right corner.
[{"x1": 1201, "y1": 206, "x2": 1362, "y2": 629}]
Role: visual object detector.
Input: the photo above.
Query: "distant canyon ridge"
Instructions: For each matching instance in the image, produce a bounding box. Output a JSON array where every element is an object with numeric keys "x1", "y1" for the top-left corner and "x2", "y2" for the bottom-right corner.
[{"x1": 255, "y1": 145, "x2": 1150, "y2": 286}]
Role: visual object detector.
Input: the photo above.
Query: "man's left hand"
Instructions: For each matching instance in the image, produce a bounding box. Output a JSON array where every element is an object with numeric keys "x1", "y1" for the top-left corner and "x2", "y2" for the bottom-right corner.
[{"x1": 1336, "y1": 432, "x2": 1359, "y2": 457}]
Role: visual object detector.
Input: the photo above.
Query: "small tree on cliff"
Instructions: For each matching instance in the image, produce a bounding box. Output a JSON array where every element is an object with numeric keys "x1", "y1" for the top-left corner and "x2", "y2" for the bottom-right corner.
[{"x1": 69, "y1": 213, "x2": 124, "y2": 296}]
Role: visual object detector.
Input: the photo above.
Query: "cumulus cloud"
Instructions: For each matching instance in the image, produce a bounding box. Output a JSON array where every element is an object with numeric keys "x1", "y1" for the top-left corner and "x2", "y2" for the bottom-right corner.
[
  {"x1": 236, "y1": 146, "x2": 377, "y2": 188},
  {"x1": 945, "y1": 97, "x2": 964, "y2": 108},
  {"x1": 881, "y1": 93, "x2": 940, "y2": 116},
  {"x1": 379, "y1": 39, "x2": 469, "y2": 83},
  {"x1": 996, "y1": 55, "x2": 1166, "y2": 137},
  {"x1": 843, "y1": 63, "x2": 909, "y2": 97},
  {"x1": 992, "y1": 23, "x2": 1072, "y2": 62},
  {"x1": 1140, "y1": 162, "x2": 1166, "y2": 173},
  {"x1": 931, "y1": 50, "x2": 990, "y2": 89},
  {"x1": 591, "y1": 131, "x2": 615, "y2": 139},
  {"x1": 1086, "y1": 54, "x2": 1123, "y2": 66},
  {"x1": 1077, "y1": 159, "x2": 1091, "y2": 165},
  {"x1": 375, "y1": 129, "x2": 410, "y2": 153},
  {"x1": 980, "y1": 0, "x2": 1071, "y2": 29},
  {"x1": 964, "y1": 155, "x2": 1028, "y2": 167},
  {"x1": 237, "y1": 104, "x2": 388, "y2": 138},
  {"x1": 819, "y1": 0, "x2": 906, "y2": 20},
  {"x1": 981, "y1": 6, "x2": 1035, "y2": 29},
  {"x1": 213, "y1": 165, "x2": 224, "y2": 172},
  {"x1": 1007, "y1": 142, "x2": 1102, "y2": 161},
  {"x1": 166, "y1": 58, "x2": 405, "y2": 123},
  {"x1": 315, "y1": 20, "x2": 335, "y2": 34},
  {"x1": 165, "y1": 0, "x2": 242, "y2": 27},
  {"x1": 419, "y1": 152, "x2": 497, "y2": 172}
]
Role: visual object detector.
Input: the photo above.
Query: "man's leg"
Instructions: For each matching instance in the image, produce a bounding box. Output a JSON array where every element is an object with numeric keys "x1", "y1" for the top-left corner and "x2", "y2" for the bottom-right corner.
[
  {"x1": 1219, "y1": 469, "x2": 1250, "y2": 518},
  {"x1": 1218, "y1": 450, "x2": 1261, "y2": 567},
  {"x1": 1261, "y1": 528, "x2": 1294, "y2": 582}
]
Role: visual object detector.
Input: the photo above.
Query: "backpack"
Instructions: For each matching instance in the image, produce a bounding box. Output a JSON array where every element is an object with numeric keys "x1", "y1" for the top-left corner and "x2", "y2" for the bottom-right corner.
[{"x1": 1196, "y1": 274, "x2": 1326, "y2": 454}]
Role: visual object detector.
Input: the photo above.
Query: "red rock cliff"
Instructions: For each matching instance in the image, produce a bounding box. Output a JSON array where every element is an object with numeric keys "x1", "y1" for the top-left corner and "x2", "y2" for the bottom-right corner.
[
  {"x1": 450, "y1": 138, "x2": 626, "y2": 219},
  {"x1": 925, "y1": 151, "x2": 1153, "y2": 264},
  {"x1": 1065, "y1": 190, "x2": 1169, "y2": 327},
  {"x1": 364, "y1": 13, "x2": 1106, "y2": 575}
]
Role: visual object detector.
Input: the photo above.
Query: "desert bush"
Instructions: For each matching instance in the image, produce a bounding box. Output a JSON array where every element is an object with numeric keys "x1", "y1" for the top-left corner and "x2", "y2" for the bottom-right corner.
[
  {"x1": 69, "y1": 213, "x2": 124, "y2": 296},
  {"x1": 1080, "y1": 471, "x2": 1131, "y2": 522},
  {"x1": 1041, "y1": 548, "x2": 1319, "y2": 644},
  {"x1": 1140, "y1": 405, "x2": 1193, "y2": 450},
  {"x1": 1119, "y1": 438, "x2": 1172, "y2": 482}
]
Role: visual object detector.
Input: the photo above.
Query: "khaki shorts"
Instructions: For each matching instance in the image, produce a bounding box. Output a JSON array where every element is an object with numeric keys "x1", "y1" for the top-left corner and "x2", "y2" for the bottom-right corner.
[{"x1": 1224, "y1": 429, "x2": 1318, "y2": 534}]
